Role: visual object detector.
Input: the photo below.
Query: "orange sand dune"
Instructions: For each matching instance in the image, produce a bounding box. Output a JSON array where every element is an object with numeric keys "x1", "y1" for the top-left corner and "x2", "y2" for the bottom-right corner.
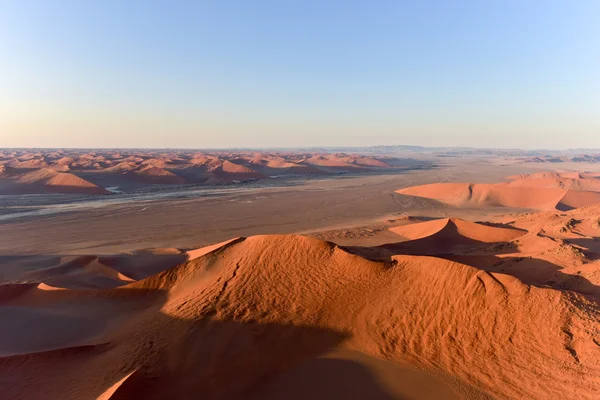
[
  {"x1": 251, "y1": 349, "x2": 460, "y2": 400},
  {"x1": 389, "y1": 217, "x2": 525, "y2": 242},
  {"x1": 99, "y1": 161, "x2": 139, "y2": 173},
  {"x1": 350, "y1": 156, "x2": 391, "y2": 168},
  {"x1": 301, "y1": 155, "x2": 367, "y2": 171},
  {"x1": 0, "y1": 167, "x2": 108, "y2": 195},
  {"x1": 0, "y1": 150, "x2": 421, "y2": 194},
  {"x1": 25, "y1": 256, "x2": 135, "y2": 289},
  {"x1": 125, "y1": 165, "x2": 187, "y2": 185},
  {"x1": 557, "y1": 190, "x2": 600, "y2": 210},
  {"x1": 505, "y1": 171, "x2": 600, "y2": 192},
  {"x1": 186, "y1": 238, "x2": 243, "y2": 260},
  {"x1": 398, "y1": 181, "x2": 600, "y2": 211},
  {"x1": 1, "y1": 234, "x2": 599, "y2": 399},
  {"x1": 379, "y1": 206, "x2": 600, "y2": 297},
  {"x1": 248, "y1": 157, "x2": 327, "y2": 176},
  {"x1": 6, "y1": 158, "x2": 49, "y2": 169},
  {"x1": 0, "y1": 248, "x2": 190, "y2": 289},
  {"x1": 345, "y1": 218, "x2": 527, "y2": 258},
  {"x1": 97, "y1": 248, "x2": 188, "y2": 281},
  {"x1": 213, "y1": 160, "x2": 267, "y2": 181}
]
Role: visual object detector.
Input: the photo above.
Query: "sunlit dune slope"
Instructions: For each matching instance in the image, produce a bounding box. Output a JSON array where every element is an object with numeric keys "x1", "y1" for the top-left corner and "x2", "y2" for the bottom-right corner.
[
  {"x1": 0, "y1": 167, "x2": 109, "y2": 195},
  {"x1": 397, "y1": 174, "x2": 600, "y2": 210},
  {"x1": 1, "y1": 234, "x2": 599, "y2": 399}
]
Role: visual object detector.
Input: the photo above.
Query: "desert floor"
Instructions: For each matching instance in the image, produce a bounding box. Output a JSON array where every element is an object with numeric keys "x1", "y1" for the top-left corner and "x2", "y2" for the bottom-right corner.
[{"x1": 0, "y1": 158, "x2": 545, "y2": 256}]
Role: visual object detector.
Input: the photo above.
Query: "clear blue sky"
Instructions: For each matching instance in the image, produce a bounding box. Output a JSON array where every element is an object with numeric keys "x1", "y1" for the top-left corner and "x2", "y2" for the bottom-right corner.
[{"x1": 1, "y1": 0, "x2": 599, "y2": 149}]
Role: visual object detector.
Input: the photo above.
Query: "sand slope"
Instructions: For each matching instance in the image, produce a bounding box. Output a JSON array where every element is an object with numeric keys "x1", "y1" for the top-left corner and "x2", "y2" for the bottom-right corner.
[
  {"x1": 1, "y1": 233, "x2": 599, "y2": 399},
  {"x1": 389, "y1": 217, "x2": 525, "y2": 242},
  {"x1": 506, "y1": 172, "x2": 600, "y2": 191},
  {"x1": 125, "y1": 165, "x2": 187, "y2": 185},
  {"x1": 0, "y1": 168, "x2": 108, "y2": 195},
  {"x1": 363, "y1": 218, "x2": 529, "y2": 257},
  {"x1": 0, "y1": 149, "x2": 424, "y2": 194},
  {"x1": 397, "y1": 176, "x2": 600, "y2": 210}
]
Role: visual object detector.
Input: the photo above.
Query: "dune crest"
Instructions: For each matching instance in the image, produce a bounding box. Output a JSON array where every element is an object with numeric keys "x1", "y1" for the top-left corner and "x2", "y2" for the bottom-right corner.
[
  {"x1": 0, "y1": 149, "x2": 423, "y2": 194},
  {"x1": 2, "y1": 232, "x2": 599, "y2": 399},
  {"x1": 397, "y1": 172, "x2": 600, "y2": 210},
  {"x1": 389, "y1": 217, "x2": 526, "y2": 242},
  {"x1": 0, "y1": 168, "x2": 109, "y2": 195}
]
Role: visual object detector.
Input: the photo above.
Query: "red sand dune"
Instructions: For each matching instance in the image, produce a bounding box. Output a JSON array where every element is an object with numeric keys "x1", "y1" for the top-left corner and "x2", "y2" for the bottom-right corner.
[
  {"x1": 301, "y1": 155, "x2": 368, "y2": 171},
  {"x1": 125, "y1": 165, "x2": 187, "y2": 185},
  {"x1": 25, "y1": 256, "x2": 135, "y2": 290},
  {"x1": 397, "y1": 175, "x2": 600, "y2": 210},
  {"x1": 213, "y1": 160, "x2": 267, "y2": 181},
  {"x1": 97, "y1": 248, "x2": 188, "y2": 281},
  {"x1": 0, "y1": 150, "x2": 418, "y2": 194},
  {"x1": 1, "y1": 227, "x2": 599, "y2": 399},
  {"x1": 557, "y1": 190, "x2": 600, "y2": 210},
  {"x1": 505, "y1": 171, "x2": 600, "y2": 192},
  {"x1": 0, "y1": 167, "x2": 108, "y2": 195},
  {"x1": 389, "y1": 217, "x2": 525, "y2": 242},
  {"x1": 3, "y1": 162, "x2": 600, "y2": 398},
  {"x1": 248, "y1": 157, "x2": 327, "y2": 176},
  {"x1": 345, "y1": 218, "x2": 528, "y2": 258}
]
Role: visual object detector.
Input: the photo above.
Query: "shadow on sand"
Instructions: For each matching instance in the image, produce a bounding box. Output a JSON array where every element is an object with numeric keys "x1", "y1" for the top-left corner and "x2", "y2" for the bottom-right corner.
[
  {"x1": 0, "y1": 284, "x2": 459, "y2": 400},
  {"x1": 343, "y1": 238, "x2": 600, "y2": 298}
]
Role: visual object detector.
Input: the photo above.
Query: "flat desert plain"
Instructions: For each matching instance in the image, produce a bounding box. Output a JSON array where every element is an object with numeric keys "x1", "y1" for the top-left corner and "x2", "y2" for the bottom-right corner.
[{"x1": 1, "y1": 150, "x2": 600, "y2": 399}]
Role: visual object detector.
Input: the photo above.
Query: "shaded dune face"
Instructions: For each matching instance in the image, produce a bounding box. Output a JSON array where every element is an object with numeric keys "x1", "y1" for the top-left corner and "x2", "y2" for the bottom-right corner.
[
  {"x1": 397, "y1": 172, "x2": 600, "y2": 211},
  {"x1": 1, "y1": 226, "x2": 600, "y2": 400},
  {"x1": 388, "y1": 218, "x2": 526, "y2": 243},
  {"x1": 350, "y1": 218, "x2": 529, "y2": 258},
  {"x1": 0, "y1": 249, "x2": 189, "y2": 290}
]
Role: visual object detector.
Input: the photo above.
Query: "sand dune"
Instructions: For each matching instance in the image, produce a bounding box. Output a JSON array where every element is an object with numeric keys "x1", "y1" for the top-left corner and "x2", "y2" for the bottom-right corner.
[
  {"x1": 3, "y1": 164, "x2": 600, "y2": 399},
  {"x1": 25, "y1": 256, "x2": 135, "y2": 289},
  {"x1": 247, "y1": 157, "x2": 327, "y2": 176},
  {"x1": 397, "y1": 173, "x2": 600, "y2": 210},
  {"x1": 505, "y1": 171, "x2": 600, "y2": 192},
  {"x1": 252, "y1": 349, "x2": 460, "y2": 400},
  {"x1": 0, "y1": 167, "x2": 108, "y2": 195},
  {"x1": 0, "y1": 150, "x2": 422, "y2": 194},
  {"x1": 557, "y1": 190, "x2": 600, "y2": 211},
  {"x1": 214, "y1": 160, "x2": 267, "y2": 181},
  {"x1": 96, "y1": 248, "x2": 188, "y2": 281},
  {"x1": 125, "y1": 165, "x2": 187, "y2": 185},
  {"x1": 342, "y1": 218, "x2": 527, "y2": 259},
  {"x1": 1, "y1": 226, "x2": 599, "y2": 399},
  {"x1": 389, "y1": 217, "x2": 525, "y2": 242},
  {"x1": 0, "y1": 248, "x2": 189, "y2": 289},
  {"x1": 397, "y1": 183, "x2": 566, "y2": 209}
]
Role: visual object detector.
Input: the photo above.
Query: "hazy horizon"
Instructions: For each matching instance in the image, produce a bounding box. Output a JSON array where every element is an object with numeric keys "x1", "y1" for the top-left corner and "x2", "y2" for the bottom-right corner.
[
  {"x1": 2, "y1": 1, "x2": 599, "y2": 149},
  {"x1": 4, "y1": 144, "x2": 600, "y2": 153}
]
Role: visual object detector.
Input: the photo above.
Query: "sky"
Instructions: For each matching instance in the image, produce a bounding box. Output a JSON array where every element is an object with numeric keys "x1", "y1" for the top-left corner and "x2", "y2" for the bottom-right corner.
[{"x1": 0, "y1": 0, "x2": 599, "y2": 149}]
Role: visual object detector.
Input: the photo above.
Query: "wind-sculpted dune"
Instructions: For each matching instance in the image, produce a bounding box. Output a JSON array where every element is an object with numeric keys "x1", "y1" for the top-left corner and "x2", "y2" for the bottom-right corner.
[
  {"x1": 374, "y1": 218, "x2": 527, "y2": 256},
  {"x1": 397, "y1": 172, "x2": 600, "y2": 211},
  {"x1": 0, "y1": 150, "x2": 426, "y2": 194},
  {"x1": 0, "y1": 167, "x2": 109, "y2": 195},
  {"x1": 2, "y1": 205, "x2": 600, "y2": 399}
]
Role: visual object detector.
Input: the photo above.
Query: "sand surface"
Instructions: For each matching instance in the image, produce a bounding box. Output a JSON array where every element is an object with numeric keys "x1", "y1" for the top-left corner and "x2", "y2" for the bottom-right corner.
[
  {"x1": 2, "y1": 158, "x2": 600, "y2": 399},
  {"x1": 397, "y1": 172, "x2": 600, "y2": 211}
]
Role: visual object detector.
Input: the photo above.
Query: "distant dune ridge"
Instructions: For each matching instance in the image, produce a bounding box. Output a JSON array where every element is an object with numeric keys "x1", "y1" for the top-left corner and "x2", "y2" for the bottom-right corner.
[
  {"x1": 0, "y1": 150, "x2": 418, "y2": 194},
  {"x1": 0, "y1": 166, "x2": 109, "y2": 195},
  {"x1": 2, "y1": 200, "x2": 600, "y2": 399},
  {"x1": 388, "y1": 217, "x2": 525, "y2": 242},
  {"x1": 397, "y1": 172, "x2": 600, "y2": 211}
]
